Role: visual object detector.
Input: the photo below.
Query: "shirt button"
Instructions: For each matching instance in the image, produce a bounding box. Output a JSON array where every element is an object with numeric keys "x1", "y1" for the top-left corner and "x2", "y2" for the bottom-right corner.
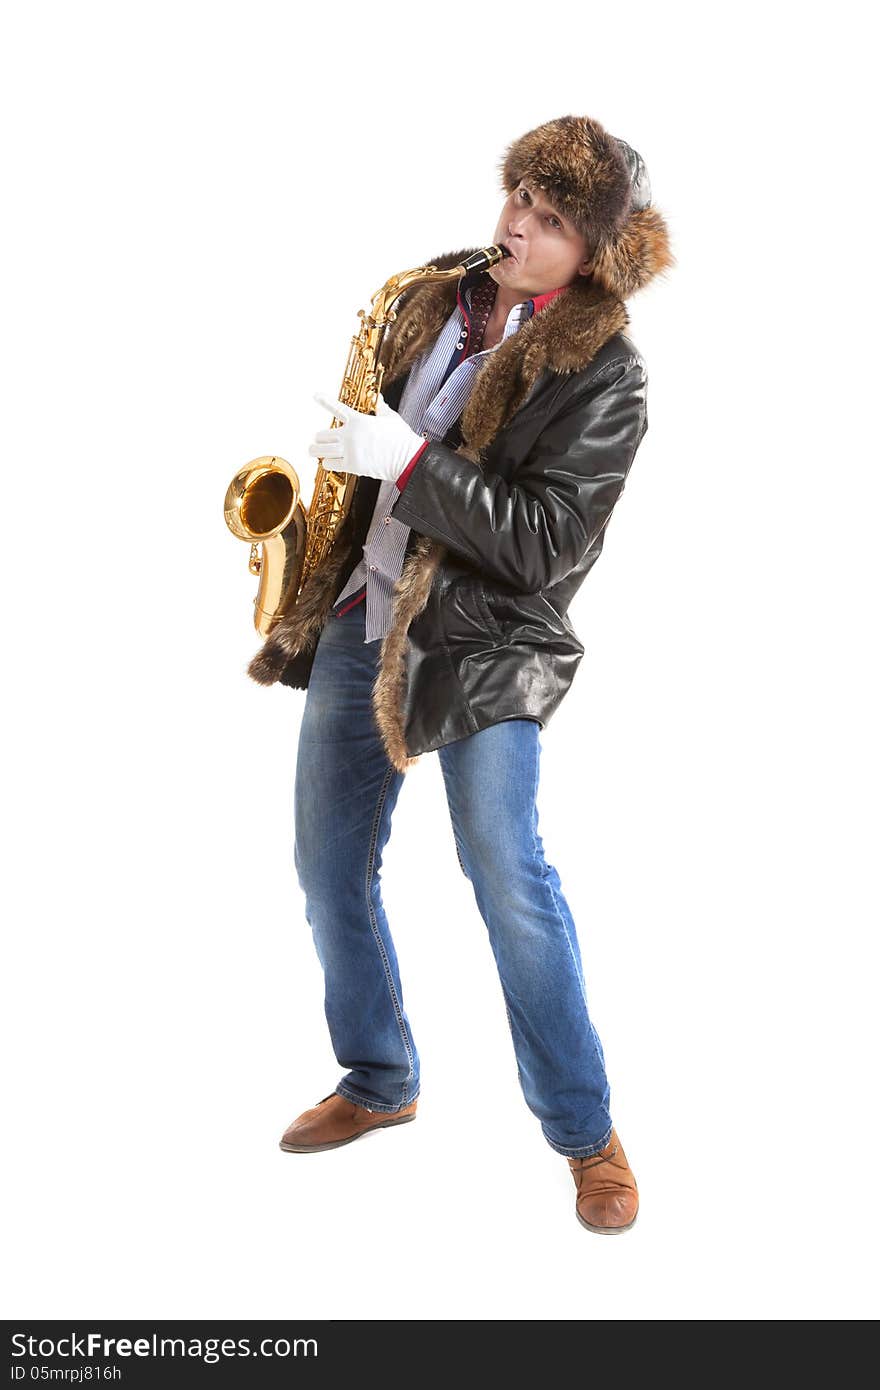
[
  {"x1": 384, "y1": 516, "x2": 391, "y2": 524},
  {"x1": 369, "y1": 564, "x2": 377, "y2": 571}
]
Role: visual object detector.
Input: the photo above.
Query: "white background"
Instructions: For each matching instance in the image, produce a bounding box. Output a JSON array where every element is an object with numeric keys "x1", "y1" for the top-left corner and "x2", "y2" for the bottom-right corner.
[{"x1": 2, "y1": 0, "x2": 877, "y2": 1322}]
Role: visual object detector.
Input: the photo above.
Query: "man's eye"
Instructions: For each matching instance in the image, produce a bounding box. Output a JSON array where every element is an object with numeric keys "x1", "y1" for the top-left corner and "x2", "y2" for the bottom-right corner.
[{"x1": 518, "y1": 189, "x2": 560, "y2": 228}]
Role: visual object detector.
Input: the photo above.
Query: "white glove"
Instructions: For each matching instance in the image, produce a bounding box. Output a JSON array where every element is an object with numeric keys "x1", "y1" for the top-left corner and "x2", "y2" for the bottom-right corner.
[{"x1": 309, "y1": 390, "x2": 426, "y2": 483}]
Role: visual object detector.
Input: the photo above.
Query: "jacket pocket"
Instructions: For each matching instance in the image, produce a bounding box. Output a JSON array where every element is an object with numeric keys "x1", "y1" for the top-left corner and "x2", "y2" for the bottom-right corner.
[
  {"x1": 439, "y1": 575, "x2": 506, "y2": 650},
  {"x1": 478, "y1": 587, "x2": 582, "y2": 654},
  {"x1": 473, "y1": 583, "x2": 507, "y2": 643}
]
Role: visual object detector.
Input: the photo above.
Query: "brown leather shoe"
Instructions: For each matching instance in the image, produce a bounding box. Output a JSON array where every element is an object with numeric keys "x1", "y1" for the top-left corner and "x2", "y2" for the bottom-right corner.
[
  {"x1": 279, "y1": 1091, "x2": 418, "y2": 1153},
  {"x1": 567, "y1": 1128, "x2": 639, "y2": 1233}
]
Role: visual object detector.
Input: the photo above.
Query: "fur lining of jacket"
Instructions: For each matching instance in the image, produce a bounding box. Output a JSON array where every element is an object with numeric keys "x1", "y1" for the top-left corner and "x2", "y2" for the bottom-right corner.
[{"x1": 247, "y1": 209, "x2": 672, "y2": 773}]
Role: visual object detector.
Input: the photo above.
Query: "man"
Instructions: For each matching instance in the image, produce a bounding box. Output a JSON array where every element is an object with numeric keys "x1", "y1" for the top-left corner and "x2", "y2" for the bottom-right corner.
[{"x1": 248, "y1": 114, "x2": 673, "y2": 1233}]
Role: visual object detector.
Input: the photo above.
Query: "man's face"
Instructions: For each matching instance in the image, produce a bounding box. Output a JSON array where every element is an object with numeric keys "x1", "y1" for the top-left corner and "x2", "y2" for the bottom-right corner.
[{"x1": 489, "y1": 179, "x2": 593, "y2": 296}]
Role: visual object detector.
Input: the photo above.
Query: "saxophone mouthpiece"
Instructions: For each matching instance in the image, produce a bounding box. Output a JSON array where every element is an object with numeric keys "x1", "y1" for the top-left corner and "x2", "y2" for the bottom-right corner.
[{"x1": 458, "y1": 244, "x2": 510, "y2": 274}]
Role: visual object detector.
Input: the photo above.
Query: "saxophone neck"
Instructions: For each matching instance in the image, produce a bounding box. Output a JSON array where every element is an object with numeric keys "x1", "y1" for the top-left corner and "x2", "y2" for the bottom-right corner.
[{"x1": 368, "y1": 244, "x2": 508, "y2": 325}]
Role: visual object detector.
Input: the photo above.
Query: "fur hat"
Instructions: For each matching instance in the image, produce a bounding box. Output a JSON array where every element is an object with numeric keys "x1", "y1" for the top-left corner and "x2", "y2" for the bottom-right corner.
[{"x1": 499, "y1": 114, "x2": 674, "y2": 299}]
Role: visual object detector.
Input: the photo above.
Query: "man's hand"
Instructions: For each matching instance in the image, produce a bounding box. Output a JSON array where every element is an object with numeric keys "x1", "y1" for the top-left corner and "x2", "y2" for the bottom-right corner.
[{"x1": 309, "y1": 391, "x2": 426, "y2": 483}]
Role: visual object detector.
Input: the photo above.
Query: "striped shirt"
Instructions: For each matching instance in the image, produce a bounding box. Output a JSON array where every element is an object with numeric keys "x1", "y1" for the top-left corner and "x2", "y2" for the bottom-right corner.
[{"x1": 332, "y1": 269, "x2": 567, "y2": 642}]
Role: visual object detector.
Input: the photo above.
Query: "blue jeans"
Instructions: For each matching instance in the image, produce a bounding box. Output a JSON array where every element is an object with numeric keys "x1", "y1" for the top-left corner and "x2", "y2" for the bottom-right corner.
[{"x1": 293, "y1": 599, "x2": 613, "y2": 1157}]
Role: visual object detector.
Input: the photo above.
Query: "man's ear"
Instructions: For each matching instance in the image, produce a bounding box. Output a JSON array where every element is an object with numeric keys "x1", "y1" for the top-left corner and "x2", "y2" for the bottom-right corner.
[
  {"x1": 564, "y1": 232, "x2": 596, "y2": 285},
  {"x1": 576, "y1": 242, "x2": 597, "y2": 278}
]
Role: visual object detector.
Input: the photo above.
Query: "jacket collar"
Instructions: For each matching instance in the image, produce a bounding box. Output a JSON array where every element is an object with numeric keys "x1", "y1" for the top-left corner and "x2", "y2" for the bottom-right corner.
[{"x1": 380, "y1": 247, "x2": 630, "y2": 455}]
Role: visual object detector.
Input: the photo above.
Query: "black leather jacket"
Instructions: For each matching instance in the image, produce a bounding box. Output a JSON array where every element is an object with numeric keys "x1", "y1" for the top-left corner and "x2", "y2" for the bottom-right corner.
[{"x1": 293, "y1": 332, "x2": 648, "y2": 758}]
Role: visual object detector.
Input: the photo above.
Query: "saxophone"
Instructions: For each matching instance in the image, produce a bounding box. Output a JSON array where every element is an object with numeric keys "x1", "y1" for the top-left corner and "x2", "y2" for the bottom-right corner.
[{"x1": 224, "y1": 243, "x2": 510, "y2": 636}]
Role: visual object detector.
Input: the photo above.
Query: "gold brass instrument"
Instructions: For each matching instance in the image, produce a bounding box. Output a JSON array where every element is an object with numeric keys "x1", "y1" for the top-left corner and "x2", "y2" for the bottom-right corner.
[{"x1": 224, "y1": 243, "x2": 510, "y2": 637}]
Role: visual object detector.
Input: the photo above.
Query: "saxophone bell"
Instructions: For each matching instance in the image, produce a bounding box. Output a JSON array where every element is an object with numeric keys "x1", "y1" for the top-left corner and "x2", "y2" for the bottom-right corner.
[{"x1": 224, "y1": 456, "x2": 308, "y2": 637}]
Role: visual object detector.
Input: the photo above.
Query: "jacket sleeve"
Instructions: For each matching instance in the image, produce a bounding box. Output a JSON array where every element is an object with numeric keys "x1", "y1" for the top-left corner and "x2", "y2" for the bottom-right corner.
[
  {"x1": 396, "y1": 438, "x2": 430, "y2": 492},
  {"x1": 388, "y1": 357, "x2": 648, "y2": 594}
]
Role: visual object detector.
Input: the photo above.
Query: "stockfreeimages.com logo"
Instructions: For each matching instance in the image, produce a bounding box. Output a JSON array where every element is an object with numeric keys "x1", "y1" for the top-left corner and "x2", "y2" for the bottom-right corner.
[{"x1": 11, "y1": 1331, "x2": 318, "y2": 1367}]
